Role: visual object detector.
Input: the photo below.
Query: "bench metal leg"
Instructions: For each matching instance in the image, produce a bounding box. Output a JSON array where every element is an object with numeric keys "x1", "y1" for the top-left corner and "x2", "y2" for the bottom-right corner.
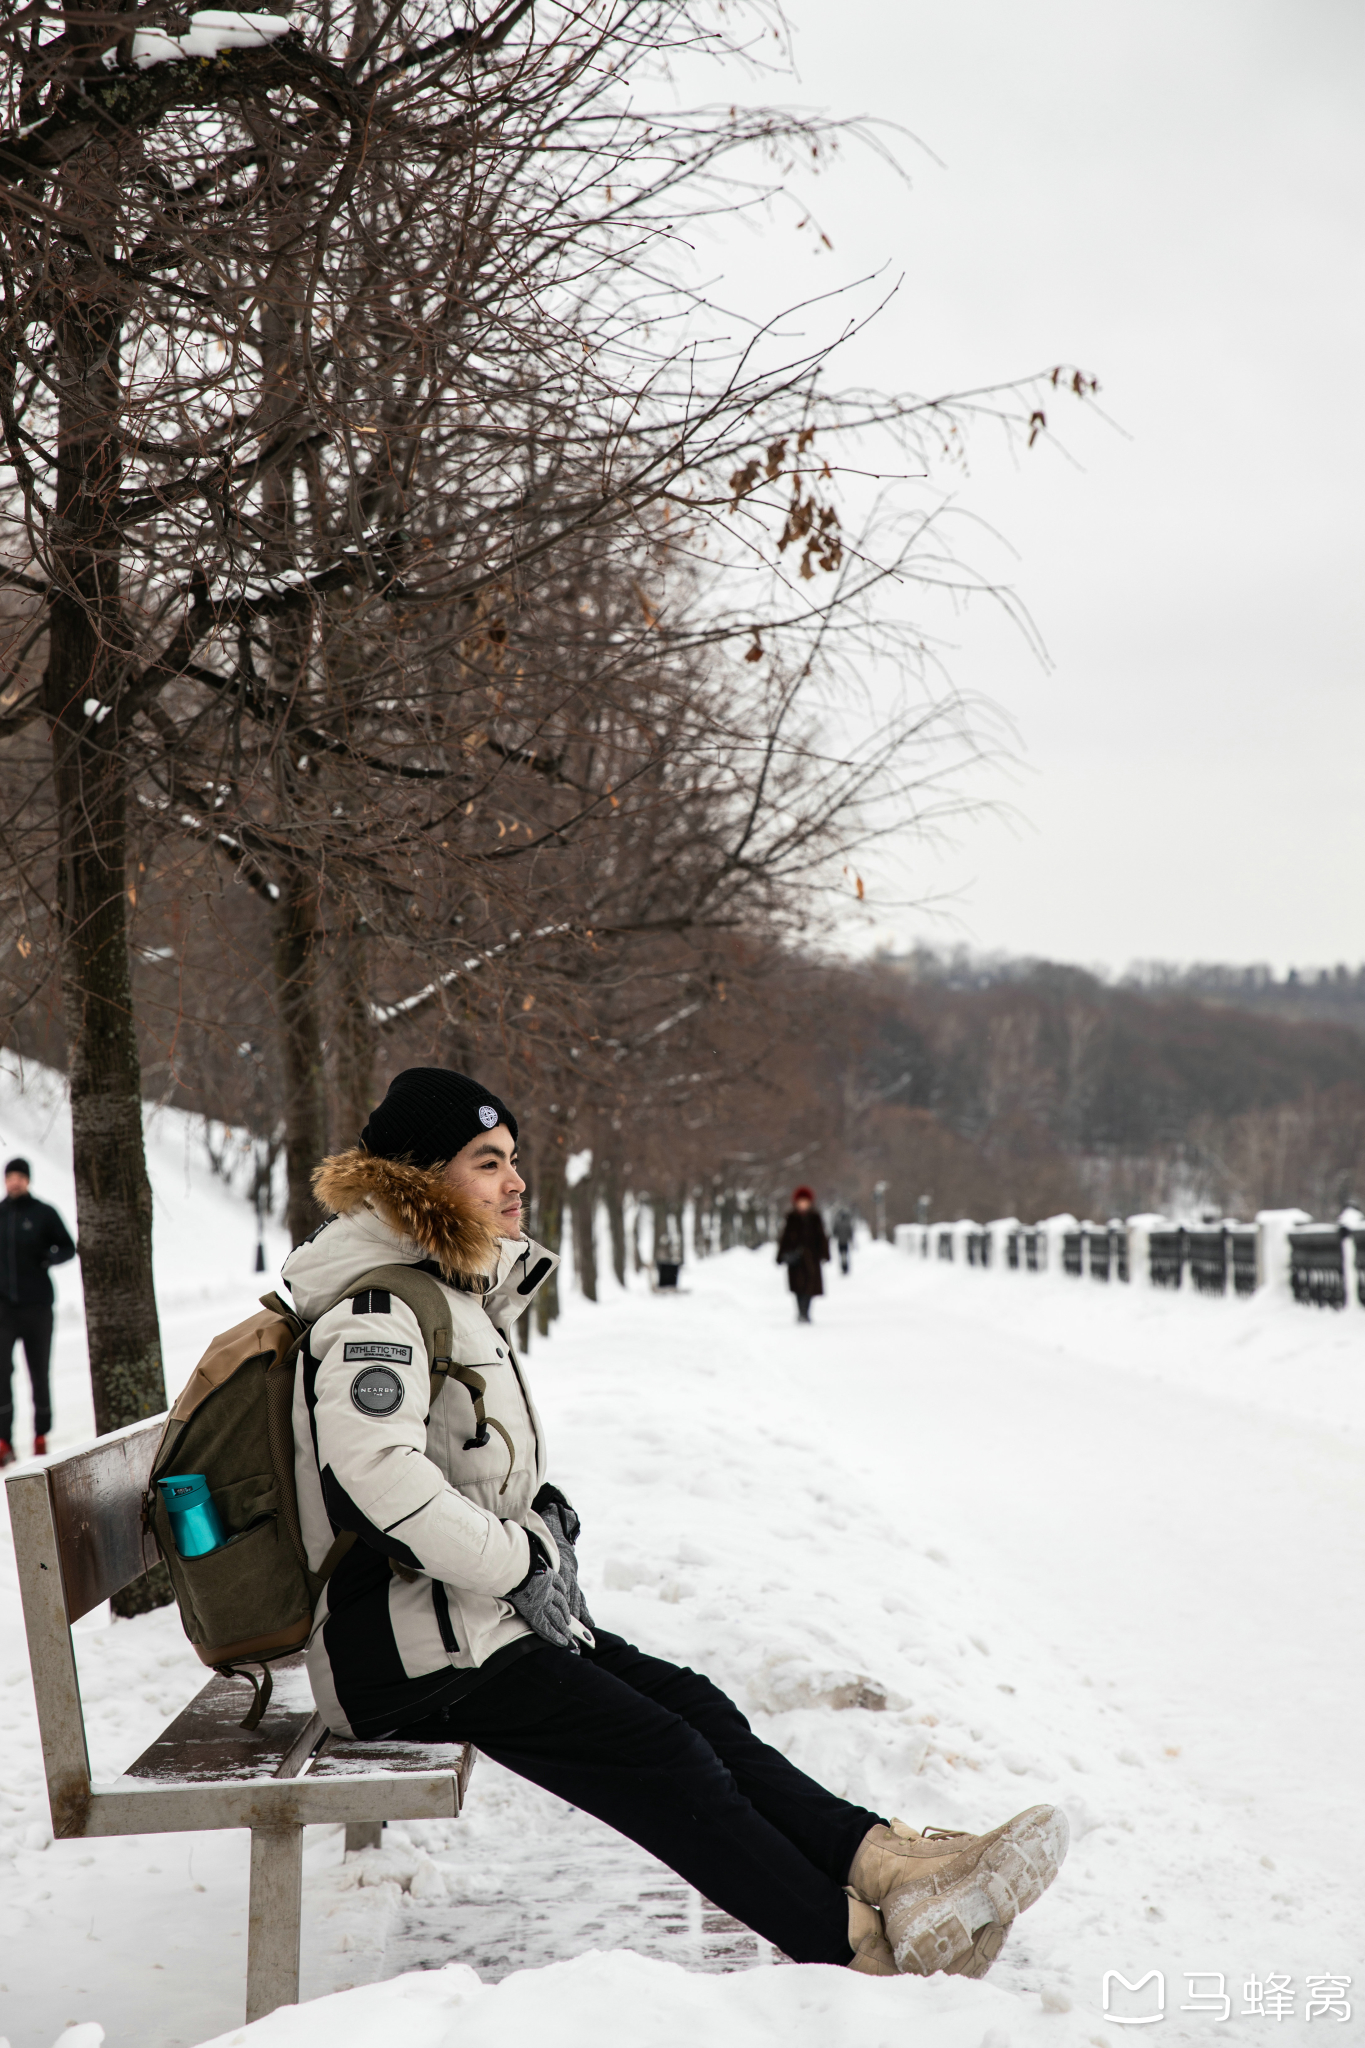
[
  {"x1": 345, "y1": 1821, "x2": 383, "y2": 1852},
  {"x1": 246, "y1": 1823, "x2": 303, "y2": 2022}
]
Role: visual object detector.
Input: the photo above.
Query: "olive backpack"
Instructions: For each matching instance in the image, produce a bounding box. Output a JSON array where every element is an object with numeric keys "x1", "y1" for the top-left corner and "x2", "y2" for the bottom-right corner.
[{"x1": 146, "y1": 1263, "x2": 501, "y2": 1728}]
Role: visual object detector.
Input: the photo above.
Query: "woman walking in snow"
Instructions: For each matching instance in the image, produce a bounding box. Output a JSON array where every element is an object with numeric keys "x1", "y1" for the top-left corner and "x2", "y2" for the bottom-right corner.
[
  {"x1": 289, "y1": 1068, "x2": 1067, "y2": 1981},
  {"x1": 777, "y1": 1184, "x2": 830, "y2": 1322}
]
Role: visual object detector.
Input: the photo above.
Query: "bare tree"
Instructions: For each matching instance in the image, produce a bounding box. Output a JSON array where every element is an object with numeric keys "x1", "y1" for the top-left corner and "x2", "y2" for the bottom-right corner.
[{"x1": 0, "y1": 0, "x2": 1089, "y2": 1463}]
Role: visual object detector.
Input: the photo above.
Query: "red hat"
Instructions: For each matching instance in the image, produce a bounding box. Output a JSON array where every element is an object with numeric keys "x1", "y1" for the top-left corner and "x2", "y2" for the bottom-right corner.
[{"x1": 792, "y1": 1184, "x2": 815, "y2": 1203}]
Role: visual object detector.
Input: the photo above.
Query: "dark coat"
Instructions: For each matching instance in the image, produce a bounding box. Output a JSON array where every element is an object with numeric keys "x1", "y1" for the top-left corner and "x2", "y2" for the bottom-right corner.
[
  {"x1": 777, "y1": 1208, "x2": 830, "y2": 1298},
  {"x1": 0, "y1": 1192, "x2": 76, "y2": 1306}
]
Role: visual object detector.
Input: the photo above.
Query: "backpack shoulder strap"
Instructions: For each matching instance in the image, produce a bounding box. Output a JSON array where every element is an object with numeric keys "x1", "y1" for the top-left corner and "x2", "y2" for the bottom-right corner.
[
  {"x1": 329, "y1": 1263, "x2": 454, "y2": 1399},
  {"x1": 253, "y1": 1290, "x2": 321, "y2": 1593},
  {"x1": 329, "y1": 1262, "x2": 516, "y2": 1495}
]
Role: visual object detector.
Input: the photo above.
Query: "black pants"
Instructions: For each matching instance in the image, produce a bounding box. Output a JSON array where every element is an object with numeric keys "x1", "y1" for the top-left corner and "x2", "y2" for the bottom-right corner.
[
  {"x1": 401, "y1": 1631, "x2": 882, "y2": 1964},
  {"x1": 0, "y1": 1300, "x2": 53, "y2": 1441},
  {"x1": 795, "y1": 1292, "x2": 812, "y2": 1321},
  {"x1": 838, "y1": 1245, "x2": 850, "y2": 1275}
]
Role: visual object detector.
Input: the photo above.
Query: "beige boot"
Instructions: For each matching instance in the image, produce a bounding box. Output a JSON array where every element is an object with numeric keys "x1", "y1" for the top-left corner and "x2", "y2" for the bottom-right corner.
[
  {"x1": 847, "y1": 1806, "x2": 1069, "y2": 1980},
  {"x1": 846, "y1": 1891, "x2": 898, "y2": 1975}
]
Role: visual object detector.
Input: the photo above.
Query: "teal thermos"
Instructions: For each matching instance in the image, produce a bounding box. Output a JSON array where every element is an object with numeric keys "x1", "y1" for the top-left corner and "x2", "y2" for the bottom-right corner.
[{"x1": 158, "y1": 1474, "x2": 229, "y2": 1557}]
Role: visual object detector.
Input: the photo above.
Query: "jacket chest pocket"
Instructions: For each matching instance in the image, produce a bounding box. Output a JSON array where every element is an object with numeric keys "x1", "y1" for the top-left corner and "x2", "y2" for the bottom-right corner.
[{"x1": 433, "y1": 1361, "x2": 518, "y2": 1494}]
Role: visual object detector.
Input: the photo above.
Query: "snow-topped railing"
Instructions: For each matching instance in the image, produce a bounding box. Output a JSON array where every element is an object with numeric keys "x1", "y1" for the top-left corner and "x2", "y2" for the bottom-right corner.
[
  {"x1": 895, "y1": 1204, "x2": 1365, "y2": 1310},
  {"x1": 987, "y1": 1216, "x2": 1020, "y2": 1269}
]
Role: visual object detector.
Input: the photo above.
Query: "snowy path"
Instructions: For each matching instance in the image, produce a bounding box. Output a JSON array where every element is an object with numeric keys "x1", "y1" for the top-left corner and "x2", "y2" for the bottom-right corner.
[
  {"x1": 0, "y1": 1103, "x2": 1361, "y2": 2048},
  {"x1": 854, "y1": 1265, "x2": 1365, "y2": 1887}
]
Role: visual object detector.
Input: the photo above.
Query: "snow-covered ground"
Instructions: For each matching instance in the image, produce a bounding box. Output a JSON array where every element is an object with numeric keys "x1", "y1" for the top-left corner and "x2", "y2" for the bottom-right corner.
[{"x1": 1, "y1": 1062, "x2": 1361, "y2": 2048}]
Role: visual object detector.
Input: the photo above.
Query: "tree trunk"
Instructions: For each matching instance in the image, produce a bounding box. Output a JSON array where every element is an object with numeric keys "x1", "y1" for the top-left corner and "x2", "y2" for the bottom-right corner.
[
  {"x1": 602, "y1": 1160, "x2": 627, "y2": 1288},
  {"x1": 330, "y1": 908, "x2": 374, "y2": 1148},
  {"x1": 569, "y1": 1171, "x2": 598, "y2": 1301},
  {"x1": 513, "y1": 1127, "x2": 532, "y2": 1352},
  {"x1": 44, "y1": 219, "x2": 169, "y2": 1614},
  {"x1": 272, "y1": 867, "x2": 328, "y2": 1244},
  {"x1": 533, "y1": 1142, "x2": 565, "y2": 1336},
  {"x1": 258, "y1": 269, "x2": 328, "y2": 1242},
  {"x1": 650, "y1": 1194, "x2": 669, "y2": 1268}
]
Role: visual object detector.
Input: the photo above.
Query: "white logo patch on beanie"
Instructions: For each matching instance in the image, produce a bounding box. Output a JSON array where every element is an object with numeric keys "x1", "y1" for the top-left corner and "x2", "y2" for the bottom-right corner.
[{"x1": 478, "y1": 1104, "x2": 499, "y2": 1128}]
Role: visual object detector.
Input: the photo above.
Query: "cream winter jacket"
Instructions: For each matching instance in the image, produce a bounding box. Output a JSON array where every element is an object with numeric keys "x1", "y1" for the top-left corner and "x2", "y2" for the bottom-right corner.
[{"x1": 283, "y1": 1149, "x2": 560, "y2": 1739}]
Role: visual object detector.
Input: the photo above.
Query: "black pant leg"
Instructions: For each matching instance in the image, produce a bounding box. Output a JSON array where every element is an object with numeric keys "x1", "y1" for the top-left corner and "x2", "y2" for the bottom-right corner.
[
  {"x1": 0, "y1": 1300, "x2": 15, "y2": 1442},
  {"x1": 583, "y1": 1632, "x2": 883, "y2": 1888},
  {"x1": 20, "y1": 1305, "x2": 53, "y2": 1435},
  {"x1": 443, "y1": 1637, "x2": 857, "y2": 1965}
]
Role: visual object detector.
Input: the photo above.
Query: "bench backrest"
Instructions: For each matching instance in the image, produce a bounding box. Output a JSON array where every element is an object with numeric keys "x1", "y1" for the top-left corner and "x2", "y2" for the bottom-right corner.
[
  {"x1": 47, "y1": 1417, "x2": 163, "y2": 1616},
  {"x1": 6, "y1": 1416, "x2": 165, "y2": 1834}
]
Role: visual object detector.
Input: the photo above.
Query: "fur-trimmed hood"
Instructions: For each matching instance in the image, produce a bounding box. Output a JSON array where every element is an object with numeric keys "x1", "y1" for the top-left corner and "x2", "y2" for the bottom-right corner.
[
  {"x1": 284, "y1": 1147, "x2": 556, "y2": 1327},
  {"x1": 279, "y1": 1148, "x2": 508, "y2": 1326},
  {"x1": 311, "y1": 1147, "x2": 503, "y2": 1281}
]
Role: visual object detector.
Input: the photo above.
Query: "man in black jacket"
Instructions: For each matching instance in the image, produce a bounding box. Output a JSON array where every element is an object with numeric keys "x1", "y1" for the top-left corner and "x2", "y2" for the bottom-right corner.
[{"x1": 0, "y1": 1157, "x2": 75, "y2": 1465}]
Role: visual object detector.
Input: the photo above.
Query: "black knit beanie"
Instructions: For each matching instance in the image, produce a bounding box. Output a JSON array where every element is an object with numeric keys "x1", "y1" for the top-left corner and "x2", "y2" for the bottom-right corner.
[{"x1": 359, "y1": 1068, "x2": 518, "y2": 1168}]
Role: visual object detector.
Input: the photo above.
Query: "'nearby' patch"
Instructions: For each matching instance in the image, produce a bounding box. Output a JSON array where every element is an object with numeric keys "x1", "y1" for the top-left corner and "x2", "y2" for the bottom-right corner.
[
  {"x1": 349, "y1": 1365, "x2": 406, "y2": 1416},
  {"x1": 344, "y1": 1341, "x2": 413, "y2": 1364}
]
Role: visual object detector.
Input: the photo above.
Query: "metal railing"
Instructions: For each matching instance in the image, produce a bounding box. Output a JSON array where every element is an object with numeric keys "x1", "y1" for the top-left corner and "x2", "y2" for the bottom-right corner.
[{"x1": 894, "y1": 1210, "x2": 1364, "y2": 1311}]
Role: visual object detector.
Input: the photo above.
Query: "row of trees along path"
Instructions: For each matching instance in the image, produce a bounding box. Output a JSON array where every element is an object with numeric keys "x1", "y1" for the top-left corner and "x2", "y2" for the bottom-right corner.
[{"x1": 0, "y1": 0, "x2": 1087, "y2": 1609}]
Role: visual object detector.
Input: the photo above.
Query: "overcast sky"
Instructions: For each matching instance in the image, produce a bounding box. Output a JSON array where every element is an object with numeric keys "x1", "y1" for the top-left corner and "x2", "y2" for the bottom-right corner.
[{"x1": 696, "y1": 0, "x2": 1364, "y2": 974}]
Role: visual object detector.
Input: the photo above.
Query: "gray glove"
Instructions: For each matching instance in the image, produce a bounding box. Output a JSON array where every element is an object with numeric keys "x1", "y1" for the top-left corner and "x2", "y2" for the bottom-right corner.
[
  {"x1": 538, "y1": 1499, "x2": 594, "y2": 1631},
  {"x1": 507, "y1": 1534, "x2": 578, "y2": 1650}
]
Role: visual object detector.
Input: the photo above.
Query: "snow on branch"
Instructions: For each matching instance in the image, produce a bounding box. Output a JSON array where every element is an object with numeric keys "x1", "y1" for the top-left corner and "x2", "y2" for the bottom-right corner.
[
  {"x1": 602, "y1": 1000, "x2": 705, "y2": 1065},
  {"x1": 101, "y1": 10, "x2": 291, "y2": 72},
  {"x1": 137, "y1": 792, "x2": 280, "y2": 902},
  {"x1": 370, "y1": 966, "x2": 465, "y2": 1029},
  {"x1": 371, "y1": 923, "x2": 572, "y2": 1033}
]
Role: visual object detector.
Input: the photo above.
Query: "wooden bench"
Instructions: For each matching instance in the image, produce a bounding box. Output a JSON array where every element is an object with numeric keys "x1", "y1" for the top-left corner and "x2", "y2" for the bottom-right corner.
[{"x1": 6, "y1": 1414, "x2": 475, "y2": 2024}]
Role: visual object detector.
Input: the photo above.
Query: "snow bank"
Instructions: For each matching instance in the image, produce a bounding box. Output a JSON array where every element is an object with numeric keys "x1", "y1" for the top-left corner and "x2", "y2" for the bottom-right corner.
[{"x1": 192, "y1": 1948, "x2": 1046, "y2": 2048}]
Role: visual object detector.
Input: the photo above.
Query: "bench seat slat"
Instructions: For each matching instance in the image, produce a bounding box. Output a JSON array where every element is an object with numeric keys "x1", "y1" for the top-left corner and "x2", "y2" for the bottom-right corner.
[
  {"x1": 126, "y1": 1670, "x2": 319, "y2": 1784},
  {"x1": 125, "y1": 1667, "x2": 478, "y2": 1801},
  {"x1": 308, "y1": 1737, "x2": 476, "y2": 1803}
]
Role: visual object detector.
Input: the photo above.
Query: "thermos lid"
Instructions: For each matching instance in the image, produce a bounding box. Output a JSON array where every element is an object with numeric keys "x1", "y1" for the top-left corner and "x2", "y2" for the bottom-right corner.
[{"x1": 158, "y1": 1473, "x2": 211, "y2": 1508}]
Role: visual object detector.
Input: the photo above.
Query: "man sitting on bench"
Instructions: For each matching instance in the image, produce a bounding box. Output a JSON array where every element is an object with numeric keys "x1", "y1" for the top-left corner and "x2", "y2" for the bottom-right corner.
[{"x1": 286, "y1": 1067, "x2": 1068, "y2": 1981}]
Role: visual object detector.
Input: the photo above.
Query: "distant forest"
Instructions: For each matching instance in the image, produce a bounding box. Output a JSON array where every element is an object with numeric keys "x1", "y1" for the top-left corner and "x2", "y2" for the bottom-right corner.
[
  {"x1": 8, "y1": 923, "x2": 1362, "y2": 1242},
  {"x1": 802, "y1": 950, "x2": 1365, "y2": 1228}
]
